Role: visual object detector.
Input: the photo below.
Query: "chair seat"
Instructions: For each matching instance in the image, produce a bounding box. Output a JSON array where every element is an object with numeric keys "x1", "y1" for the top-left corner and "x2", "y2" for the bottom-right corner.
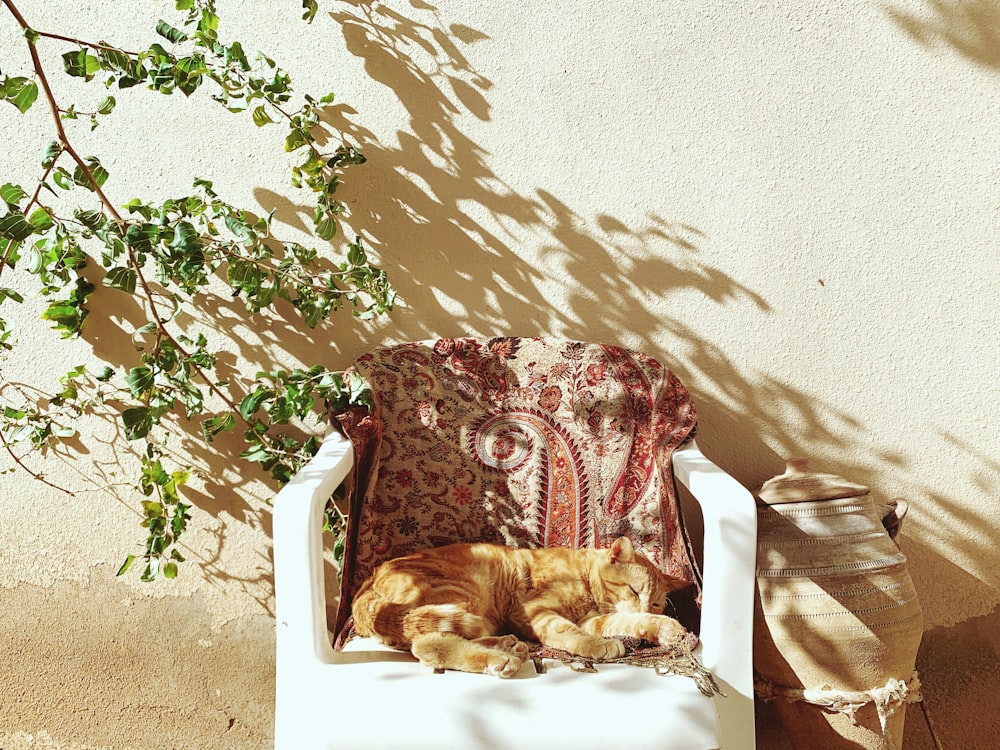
[{"x1": 277, "y1": 637, "x2": 722, "y2": 750}]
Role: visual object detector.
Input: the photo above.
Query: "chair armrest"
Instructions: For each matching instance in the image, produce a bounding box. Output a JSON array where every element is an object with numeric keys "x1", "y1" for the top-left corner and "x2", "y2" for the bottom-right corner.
[
  {"x1": 672, "y1": 440, "x2": 757, "y2": 697},
  {"x1": 273, "y1": 428, "x2": 354, "y2": 666}
]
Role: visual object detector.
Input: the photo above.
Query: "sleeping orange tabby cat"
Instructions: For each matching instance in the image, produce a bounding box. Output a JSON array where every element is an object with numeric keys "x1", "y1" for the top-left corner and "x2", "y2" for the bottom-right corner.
[{"x1": 351, "y1": 536, "x2": 690, "y2": 678}]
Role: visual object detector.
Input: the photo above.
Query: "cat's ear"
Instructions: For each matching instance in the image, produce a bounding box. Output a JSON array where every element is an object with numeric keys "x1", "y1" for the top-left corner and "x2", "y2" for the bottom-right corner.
[{"x1": 608, "y1": 536, "x2": 635, "y2": 564}]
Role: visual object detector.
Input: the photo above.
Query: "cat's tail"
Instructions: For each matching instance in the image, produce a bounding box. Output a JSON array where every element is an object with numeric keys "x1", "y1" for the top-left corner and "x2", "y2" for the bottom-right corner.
[
  {"x1": 402, "y1": 605, "x2": 492, "y2": 642},
  {"x1": 351, "y1": 581, "x2": 405, "y2": 645}
]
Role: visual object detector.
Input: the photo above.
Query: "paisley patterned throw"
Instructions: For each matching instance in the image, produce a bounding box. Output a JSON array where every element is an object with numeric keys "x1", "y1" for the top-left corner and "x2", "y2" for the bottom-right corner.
[{"x1": 332, "y1": 337, "x2": 699, "y2": 647}]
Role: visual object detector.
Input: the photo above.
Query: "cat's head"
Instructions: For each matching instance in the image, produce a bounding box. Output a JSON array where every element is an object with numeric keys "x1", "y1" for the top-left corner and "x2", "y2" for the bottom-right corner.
[{"x1": 596, "y1": 536, "x2": 690, "y2": 615}]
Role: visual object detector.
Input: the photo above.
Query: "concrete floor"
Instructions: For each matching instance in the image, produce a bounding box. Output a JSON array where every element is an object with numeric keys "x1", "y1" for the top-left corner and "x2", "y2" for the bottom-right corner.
[
  {"x1": 4, "y1": 575, "x2": 996, "y2": 749},
  {"x1": 1, "y1": 577, "x2": 275, "y2": 750}
]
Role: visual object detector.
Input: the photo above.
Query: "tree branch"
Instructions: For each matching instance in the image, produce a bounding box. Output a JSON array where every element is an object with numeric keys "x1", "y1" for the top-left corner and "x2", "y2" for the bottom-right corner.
[{"x1": 4, "y1": 0, "x2": 239, "y2": 415}]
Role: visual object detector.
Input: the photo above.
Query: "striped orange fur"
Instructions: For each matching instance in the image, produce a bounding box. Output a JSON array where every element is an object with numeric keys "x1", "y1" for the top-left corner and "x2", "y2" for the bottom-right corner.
[{"x1": 351, "y1": 537, "x2": 690, "y2": 678}]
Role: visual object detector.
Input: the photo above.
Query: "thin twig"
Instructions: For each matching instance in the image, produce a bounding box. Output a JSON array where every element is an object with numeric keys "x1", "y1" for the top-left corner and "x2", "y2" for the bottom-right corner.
[
  {"x1": 4, "y1": 0, "x2": 239, "y2": 414},
  {"x1": 34, "y1": 29, "x2": 139, "y2": 57},
  {"x1": 0, "y1": 429, "x2": 76, "y2": 496}
]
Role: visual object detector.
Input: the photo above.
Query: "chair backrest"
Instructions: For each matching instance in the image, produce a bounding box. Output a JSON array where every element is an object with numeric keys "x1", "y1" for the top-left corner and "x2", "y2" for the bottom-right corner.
[{"x1": 332, "y1": 337, "x2": 700, "y2": 646}]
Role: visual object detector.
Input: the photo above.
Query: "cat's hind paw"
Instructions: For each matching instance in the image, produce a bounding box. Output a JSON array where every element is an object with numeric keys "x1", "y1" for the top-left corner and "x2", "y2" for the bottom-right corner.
[
  {"x1": 475, "y1": 635, "x2": 529, "y2": 658},
  {"x1": 483, "y1": 651, "x2": 524, "y2": 678},
  {"x1": 476, "y1": 635, "x2": 528, "y2": 677}
]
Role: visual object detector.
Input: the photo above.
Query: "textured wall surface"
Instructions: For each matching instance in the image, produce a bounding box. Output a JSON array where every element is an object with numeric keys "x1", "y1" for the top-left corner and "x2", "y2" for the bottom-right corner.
[{"x1": 1, "y1": 1, "x2": 997, "y2": 747}]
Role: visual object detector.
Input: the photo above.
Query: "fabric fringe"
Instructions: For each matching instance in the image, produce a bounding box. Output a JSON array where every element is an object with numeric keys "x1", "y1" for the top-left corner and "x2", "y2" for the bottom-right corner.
[
  {"x1": 529, "y1": 634, "x2": 726, "y2": 698},
  {"x1": 754, "y1": 671, "x2": 923, "y2": 750}
]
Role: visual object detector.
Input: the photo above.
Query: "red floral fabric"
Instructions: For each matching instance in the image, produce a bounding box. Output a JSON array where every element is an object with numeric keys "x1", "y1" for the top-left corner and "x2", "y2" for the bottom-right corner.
[{"x1": 332, "y1": 337, "x2": 700, "y2": 647}]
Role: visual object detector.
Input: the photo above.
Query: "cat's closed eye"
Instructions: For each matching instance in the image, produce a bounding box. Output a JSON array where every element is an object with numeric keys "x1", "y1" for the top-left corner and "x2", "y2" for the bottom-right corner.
[{"x1": 648, "y1": 590, "x2": 667, "y2": 612}]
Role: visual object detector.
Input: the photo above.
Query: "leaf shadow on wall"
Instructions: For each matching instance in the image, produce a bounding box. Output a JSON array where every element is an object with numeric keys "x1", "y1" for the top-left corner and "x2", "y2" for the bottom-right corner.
[
  {"x1": 294, "y1": 0, "x2": 888, "y2": 489},
  {"x1": 27, "y1": 0, "x2": 990, "y2": 629},
  {"x1": 300, "y1": 4, "x2": 1000, "y2": 682},
  {"x1": 884, "y1": 0, "x2": 1000, "y2": 70}
]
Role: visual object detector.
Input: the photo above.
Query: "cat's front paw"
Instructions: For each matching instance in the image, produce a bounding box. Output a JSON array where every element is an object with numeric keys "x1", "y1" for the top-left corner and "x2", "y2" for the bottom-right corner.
[
  {"x1": 652, "y1": 616, "x2": 685, "y2": 646},
  {"x1": 573, "y1": 635, "x2": 626, "y2": 661}
]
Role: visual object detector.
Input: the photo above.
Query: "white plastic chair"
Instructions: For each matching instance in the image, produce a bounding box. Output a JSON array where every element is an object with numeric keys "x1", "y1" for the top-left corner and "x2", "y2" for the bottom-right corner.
[{"x1": 273, "y1": 428, "x2": 757, "y2": 749}]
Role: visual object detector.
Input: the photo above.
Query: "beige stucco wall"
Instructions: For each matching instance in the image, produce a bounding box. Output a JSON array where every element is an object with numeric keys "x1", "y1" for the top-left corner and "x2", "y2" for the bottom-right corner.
[{"x1": 1, "y1": 1, "x2": 997, "y2": 747}]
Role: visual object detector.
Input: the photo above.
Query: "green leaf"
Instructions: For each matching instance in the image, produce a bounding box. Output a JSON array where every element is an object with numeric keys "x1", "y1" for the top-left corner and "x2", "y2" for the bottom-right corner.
[
  {"x1": 142, "y1": 459, "x2": 169, "y2": 489},
  {"x1": 163, "y1": 561, "x2": 178, "y2": 579},
  {"x1": 134, "y1": 321, "x2": 158, "y2": 338},
  {"x1": 238, "y1": 390, "x2": 267, "y2": 420},
  {"x1": 125, "y1": 223, "x2": 159, "y2": 252},
  {"x1": 115, "y1": 59, "x2": 146, "y2": 90},
  {"x1": 329, "y1": 145, "x2": 366, "y2": 168},
  {"x1": 251, "y1": 105, "x2": 273, "y2": 127},
  {"x1": 198, "y1": 9, "x2": 219, "y2": 37},
  {"x1": 41, "y1": 281, "x2": 92, "y2": 330},
  {"x1": 169, "y1": 221, "x2": 202, "y2": 259},
  {"x1": 97, "y1": 95, "x2": 116, "y2": 115},
  {"x1": 26, "y1": 206, "x2": 52, "y2": 231},
  {"x1": 122, "y1": 198, "x2": 148, "y2": 216},
  {"x1": 0, "y1": 287, "x2": 24, "y2": 304},
  {"x1": 12, "y1": 80, "x2": 38, "y2": 113},
  {"x1": 224, "y1": 214, "x2": 252, "y2": 242},
  {"x1": 284, "y1": 128, "x2": 310, "y2": 152},
  {"x1": 201, "y1": 412, "x2": 235, "y2": 442},
  {"x1": 176, "y1": 56, "x2": 206, "y2": 77},
  {"x1": 72, "y1": 157, "x2": 109, "y2": 191},
  {"x1": 226, "y1": 259, "x2": 262, "y2": 291},
  {"x1": 41, "y1": 303, "x2": 87, "y2": 338},
  {"x1": 0, "y1": 237, "x2": 21, "y2": 269},
  {"x1": 0, "y1": 213, "x2": 35, "y2": 242},
  {"x1": 315, "y1": 216, "x2": 336, "y2": 241},
  {"x1": 104, "y1": 266, "x2": 137, "y2": 294},
  {"x1": 97, "y1": 48, "x2": 131, "y2": 74},
  {"x1": 74, "y1": 208, "x2": 105, "y2": 230},
  {"x1": 302, "y1": 0, "x2": 319, "y2": 22},
  {"x1": 141, "y1": 558, "x2": 159, "y2": 582},
  {"x1": 175, "y1": 0, "x2": 195, "y2": 9},
  {"x1": 223, "y1": 41, "x2": 250, "y2": 71},
  {"x1": 52, "y1": 167, "x2": 74, "y2": 191},
  {"x1": 155, "y1": 19, "x2": 189, "y2": 43},
  {"x1": 174, "y1": 56, "x2": 205, "y2": 96},
  {"x1": 125, "y1": 365, "x2": 155, "y2": 397},
  {"x1": 61, "y1": 50, "x2": 101, "y2": 80},
  {"x1": 2, "y1": 78, "x2": 38, "y2": 113},
  {"x1": 0, "y1": 183, "x2": 26, "y2": 207},
  {"x1": 239, "y1": 442, "x2": 272, "y2": 464},
  {"x1": 26, "y1": 246, "x2": 44, "y2": 273},
  {"x1": 116, "y1": 554, "x2": 136, "y2": 576},
  {"x1": 61, "y1": 364, "x2": 86, "y2": 382},
  {"x1": 41, "y1": 141, "x2": 61, "y2": 169},
  {"x1": 122, "y1": 405, "x2": 153, "y2": 440},
  {"x1": 95, "y1": 365, "x2": 115, "y2": 381},
  {"x1": 253, "y1": 281, "x2": 279, "y2": 309},
  {"x1": 302, "y1": 299, "x2": 327, "y2": 328},
  {"x1": 347, "y1": 239, "x2": 367, "y2": 266}
]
